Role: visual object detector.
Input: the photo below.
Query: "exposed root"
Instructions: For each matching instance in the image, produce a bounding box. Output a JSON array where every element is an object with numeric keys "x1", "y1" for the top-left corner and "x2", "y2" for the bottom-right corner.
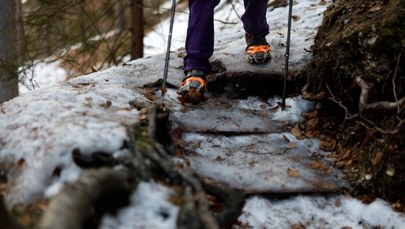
[
  {"x1": 38, "y1": 168, "x2": 134, "y2": 229},
  {"x1": 31, "y1": 104, "x2": 247, "y2": 229},
  {"x1": 354, "y1": 76, "x2": 405, "y2": 111},
  {"x1": 301, "y1": 83, "x2": 328, "y2": 101}
]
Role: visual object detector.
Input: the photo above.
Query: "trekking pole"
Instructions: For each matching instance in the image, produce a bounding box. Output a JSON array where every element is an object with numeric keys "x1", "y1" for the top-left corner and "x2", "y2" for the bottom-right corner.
[
  {"x1": 282, "y1": 0, "x2": 293, "y2": 109},
  {"x1": 162, "y1": 0, "x2": 176, "y2": 98}
]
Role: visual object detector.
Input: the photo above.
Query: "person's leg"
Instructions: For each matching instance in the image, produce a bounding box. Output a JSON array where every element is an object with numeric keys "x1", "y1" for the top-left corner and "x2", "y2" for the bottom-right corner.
[
  {"x1": 184, "y1": 0, "x2": 220, "y2": 74},
  {"x1": 242, "y1": 0, "x2": 271, "y2": 64},
  {"x1": 241, "y1": 0, "x2": 269, "y2": 37}
]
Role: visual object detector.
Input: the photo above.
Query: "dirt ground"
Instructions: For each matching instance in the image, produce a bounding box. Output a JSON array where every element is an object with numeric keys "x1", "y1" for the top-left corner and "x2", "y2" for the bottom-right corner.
[{"x1": 305, "y1": 0, "x2": 405, "y2": 209}]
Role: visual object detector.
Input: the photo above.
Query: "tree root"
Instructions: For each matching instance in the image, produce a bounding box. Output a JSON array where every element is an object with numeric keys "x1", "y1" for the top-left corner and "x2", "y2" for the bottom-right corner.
[
  {"x1": 35, "y1": 104, "x2": 244, "y2": 229},
  {"x1": 301, "y1": 83, "x2": 328, "y2": 101},
  {"x1": 354, "y1": 76, "x2": 405, "y2": 111},
  {"x1": 38, "y1": 168, "x2": 135, "y2": 229}
]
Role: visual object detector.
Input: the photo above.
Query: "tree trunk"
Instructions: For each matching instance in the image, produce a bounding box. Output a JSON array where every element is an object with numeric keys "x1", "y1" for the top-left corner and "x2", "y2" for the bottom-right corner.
[
  {"x1": 0, "y1": 0, "x2": 19, "y2": 103},
  {"x1": 131, "y1": 0, "x2": 144, "y2": 60}
]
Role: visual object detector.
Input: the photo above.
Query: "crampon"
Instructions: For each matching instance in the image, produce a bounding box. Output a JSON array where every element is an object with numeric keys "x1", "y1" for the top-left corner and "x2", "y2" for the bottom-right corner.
[
  {"x1": 177, "y1": 77, "x2": 207, "y2": 105},
  {"x1": 246, "y1": 44, "x2": 272, "y2": 64}
]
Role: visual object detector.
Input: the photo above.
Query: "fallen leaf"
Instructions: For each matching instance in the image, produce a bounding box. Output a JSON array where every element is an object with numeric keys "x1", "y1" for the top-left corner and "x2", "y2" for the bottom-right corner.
[
  {"x1": 291, "y1": 125, "x2": 302, "y2": 138},
  {"x1": 337, "y1": 149, "x2": 351, "y2": 160},
  {"x1": 283, "y1": 134, "x2": 290, "y2": 142},
  {"x1": 307, "y1": 118, "x2": 318, "y2": 128},
  {"x1": 100, "y1": 100, "x2": 112, "y2": 109},
  {"x1": 289, "y1": 142, "x2": 297, "y2": 149},
  {"x1": 260, "y1": 103, "x2": 268, "y2": 109},
  {"x1": 259, "y1": 111, "x2": 268, "y2": 117},
  {"x1": 369, "y1": 5, "x2": 381, "y2": 12},
  {"x1": 192, "y1": 141, "x2": 201, "y2": 148},
  {"x1": 310, "y1": 160, "x2": 323, "y2": 169},
  {"x1": 291, "y1": 224, "x2": 305, "y2": 229},
  {"x1": 391, "y1": 201, "x2": 402, "y2": 212},
  {"x1": 287, "y1": 167, "x2": 300, "y2": 177},
  {"x1": 17, "y1": 158, "x2": 26, "y2": 169},
  {"x1": 372, "y1": 152, "x2": 384, "y2": 165},
  {"x1": 357, "y1": 195, "x2": 374, "y2": 204},
  {"x1": 319, "y1": 138, "x2": 336, "y2": 151},
  {"x1": 84, "y1": 96, "x2": 93, "y2": 107},
  {"x1": 301, "y1": 110, "x2": 318, "y2": 119},
  {"x1": 292, "y1": 15, "x2": 300, "y2": 21},
  {"x1": 335, "y1": 198, "x2": 341, "y2": 207},
  {"x1": 180, "y1": 107, "x2": 189, "y2": 113},
  {"x1": 306, "y1": 128, "x2": 318, "y2": 137}
]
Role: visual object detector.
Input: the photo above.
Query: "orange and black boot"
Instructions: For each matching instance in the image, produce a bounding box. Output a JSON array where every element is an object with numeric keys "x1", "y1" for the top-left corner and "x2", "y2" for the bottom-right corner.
[
  {"x1": 177, "y1": 69, "x2": 208, "y2": 104},
  {"x1": 245, "y1": 32, "x2": 272, "y2": 64}
]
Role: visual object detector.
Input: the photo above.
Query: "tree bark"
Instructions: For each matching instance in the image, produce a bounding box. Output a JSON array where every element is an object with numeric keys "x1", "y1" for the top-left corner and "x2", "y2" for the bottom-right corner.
[
  {"x1": 39, "y1": 168, "x2": 135, "y2": 229},
  {"x1": 36, "y1": 104, "x2": 246, "y2": 229},
  {"x1": 131, "y1": 0, "x2": 144, "y2": 60},
  {"x1": 0, "y1": 0, "x2": 19, "y2": 103}
]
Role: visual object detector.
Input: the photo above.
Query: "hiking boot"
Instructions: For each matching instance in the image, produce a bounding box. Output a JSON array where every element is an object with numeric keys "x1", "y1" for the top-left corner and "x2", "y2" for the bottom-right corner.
[
  {"x1": 245, "y1": 32, "x2": 272, "y2": 64},
  {"x1": 177, "y1": 69, "x2": 208, "y2": 104}
]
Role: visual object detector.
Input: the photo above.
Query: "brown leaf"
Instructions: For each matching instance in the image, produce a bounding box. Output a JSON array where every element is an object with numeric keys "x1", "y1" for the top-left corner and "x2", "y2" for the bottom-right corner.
[
  {"x1": 307, "y1": 118, "x2": 318, "y2": 128},
  {"x1": 100, "y1": 100, "x2": 112, "y2": 109},
  {"x1": 357, "y1": 195, "x2": 374, "y2": 204},
  {"x1": 369, "y1": 5, "x2": 381, "y2": 12},
  {"x1": 337, "y1": 149, "x2": 351, "y2": 160},
  {"x1": 310, "y1": 160, "x2": 323, "y2": 169},
  {"x1": 391, "y1": 201, "x2": 402, "y2": 212},
  {"x1": 287, "y1": 167, "x2": 300, "y2": 177},
  {"x1": 335, "y1": 198, "x2": 341, "y2": 207},
  {"x1": 291, "y1": 224, "x2": 305, "y2": 229},
  {"x1": 180, "y1": 107, "x2": 189, "y2": 113},
  {"x1": 289, "y1": 142, "x2": 297, "y2": 149},
  {"x1": 192, "y1": 141, "x2": 201, "y2": 148},
  {"x1": 17, "y1": 158, "x2": 26, "y2": 169},
  {"x1": 304, "y1": 129, "x2": 315, "y2": 138},
  {"x1": 319, "y1": 138, "x2": 336, "y2": 151},
  {"x1": 259, "y1": 111, "x2": 268, "y2": 117},
  {"x1": 292, "y1": 15, "x2": 300, "y2": 21},
  {"x1": 291, "y1": 125, "x2": 302, "y2": 138},
  {"x1": 372, "y1": 152, "x2": 384, "y2": 165}
]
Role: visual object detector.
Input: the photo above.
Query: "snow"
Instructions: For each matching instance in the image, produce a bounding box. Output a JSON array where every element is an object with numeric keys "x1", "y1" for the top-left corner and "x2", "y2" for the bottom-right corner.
[
  {"x1": 19, "y1": 60, "x2": 67, "y2": 94},
  {"x1": 2, "y1": 0, "x2": 405, "y2": 228},
  {"x1": 239, "y1": 195, "x2": 405, "y2": 229},
  {"x1": 100, "y1": 181, "x2": 179, "y2": 229}
]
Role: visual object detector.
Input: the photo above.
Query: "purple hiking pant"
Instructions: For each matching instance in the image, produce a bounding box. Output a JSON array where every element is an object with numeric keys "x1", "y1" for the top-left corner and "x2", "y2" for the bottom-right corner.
[{"x1": 184, "y1": 0, "x2": 269, "y2": 74}]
